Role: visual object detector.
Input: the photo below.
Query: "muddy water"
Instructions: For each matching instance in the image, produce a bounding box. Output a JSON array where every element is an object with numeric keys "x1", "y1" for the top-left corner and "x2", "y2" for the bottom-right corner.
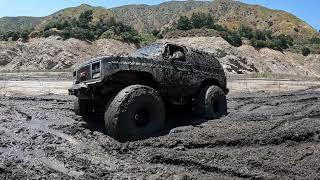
[{"x1": 1, "y1": 89, "x2": 320, "y2": 179}]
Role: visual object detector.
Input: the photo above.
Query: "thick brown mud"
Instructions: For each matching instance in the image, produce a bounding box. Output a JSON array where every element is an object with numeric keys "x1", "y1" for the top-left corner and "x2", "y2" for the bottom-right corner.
[{"x1": 1, "y1": 89, "x2": 320, "y2": 179}]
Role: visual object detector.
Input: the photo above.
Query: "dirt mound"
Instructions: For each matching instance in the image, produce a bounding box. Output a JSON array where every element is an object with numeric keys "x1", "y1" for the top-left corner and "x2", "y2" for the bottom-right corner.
[
  {"x1": 1, "y1": 89, "x2": 320, "y2": 179},
  {"x1": 0, "y1": 37, "x2": 136, "y2": 72}
]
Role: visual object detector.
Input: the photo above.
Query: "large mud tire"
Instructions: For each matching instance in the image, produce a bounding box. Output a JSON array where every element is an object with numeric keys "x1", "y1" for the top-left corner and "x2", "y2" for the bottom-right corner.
[
  {"x1": 194, "y1": 85, "x2": 227, "y2": 119},
  {"x1": 105, "y1": 85, "x2": 165, "y2": 141},
  {"x1": 74, "y1": 98, "x2": 89, "y2": 117}
]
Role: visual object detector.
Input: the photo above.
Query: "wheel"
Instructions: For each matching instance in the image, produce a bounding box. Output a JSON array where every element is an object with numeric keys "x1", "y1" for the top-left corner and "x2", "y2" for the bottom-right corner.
[
  {"x1": 194, "y1": 85, "x2": 227, "y2": 119},
  {"x1": 104, "y1": 85, "x2": 165, "y2": 141},
  {"x1": 74, "y1": 98, "x2": 89, "y2": 117}
]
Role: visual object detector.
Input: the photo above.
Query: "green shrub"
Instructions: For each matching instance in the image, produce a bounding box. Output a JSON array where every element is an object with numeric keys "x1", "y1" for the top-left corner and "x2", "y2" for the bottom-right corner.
[
  {"x1": 220, "y1": 31, "x2": 242, "y2": 47},
  {"x1": 190, "y1": 12, "x2": 206, "y2": 29},
  {"x1": 302, "y1": 47, "x2": 311, "y2": 56},
  {"x1": 238, "y1": 26, "x2": 254, "y2": 39},
  {"x1": 151, "y1": 29, "x2": 160, "y2": 37},
  {"x1": 138, "y1": 32, "x2": 157, "y2": 46},
  {"x1": 254, "y1": 30, "x2": 267, "y2": 41},
  {"x1": 309, "y1": 37, "x2": 320, "y2": 44},
  {"x1": 20, "y1": 32, "x2": 29, "y2": 42},
  {"x1": 177, "y1": 16, "x2": 192, "y2": 30}
]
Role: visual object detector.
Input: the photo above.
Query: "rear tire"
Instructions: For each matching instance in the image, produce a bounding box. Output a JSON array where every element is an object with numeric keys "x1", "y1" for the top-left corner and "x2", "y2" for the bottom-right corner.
[
  {"x1": 194, "y1": 85, "x2": 227, "y2": 119},
  {"x1": 104, "y1": 85, "x2": 165, "y2": 141}
]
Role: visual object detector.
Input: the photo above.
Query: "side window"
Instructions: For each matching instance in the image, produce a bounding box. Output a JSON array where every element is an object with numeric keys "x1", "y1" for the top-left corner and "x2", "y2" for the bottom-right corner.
[{"x1": 165, "y1": 44, "x2": 186, "y2": 62}]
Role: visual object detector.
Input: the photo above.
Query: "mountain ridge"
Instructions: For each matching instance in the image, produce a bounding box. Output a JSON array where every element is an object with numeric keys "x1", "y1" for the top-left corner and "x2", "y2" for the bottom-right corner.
[{"x1": 0, "y1": 1, "x2": 317, "y2": 37}]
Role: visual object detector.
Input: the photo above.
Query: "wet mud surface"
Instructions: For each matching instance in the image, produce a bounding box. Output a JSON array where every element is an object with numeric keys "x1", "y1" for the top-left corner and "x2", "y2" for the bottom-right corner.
[{"x1": 1, "y1": 89, "x2": 320, "y2": 179}]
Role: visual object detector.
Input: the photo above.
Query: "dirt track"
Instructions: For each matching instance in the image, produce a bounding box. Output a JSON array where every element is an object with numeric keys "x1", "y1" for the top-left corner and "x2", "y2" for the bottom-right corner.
[{"x1": 1, "y1": 87, "x2": 320, "y2": 179}]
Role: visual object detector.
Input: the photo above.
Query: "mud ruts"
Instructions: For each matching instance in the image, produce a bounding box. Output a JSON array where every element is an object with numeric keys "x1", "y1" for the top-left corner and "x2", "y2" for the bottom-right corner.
[{"x1": 1, "y1": 89, "x2": 320, "y2": 179}]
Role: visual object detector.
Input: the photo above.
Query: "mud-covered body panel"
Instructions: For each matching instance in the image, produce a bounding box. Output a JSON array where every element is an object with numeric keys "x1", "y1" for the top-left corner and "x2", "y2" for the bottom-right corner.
[{"x1": 70, "y1": 43, "x2": 227, "y2": 98}]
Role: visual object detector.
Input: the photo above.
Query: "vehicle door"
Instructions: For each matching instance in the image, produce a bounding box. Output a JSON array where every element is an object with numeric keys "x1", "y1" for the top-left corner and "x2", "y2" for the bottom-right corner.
[{"x1": 163, "y1": 44, "x2": 194, "y2": 96}]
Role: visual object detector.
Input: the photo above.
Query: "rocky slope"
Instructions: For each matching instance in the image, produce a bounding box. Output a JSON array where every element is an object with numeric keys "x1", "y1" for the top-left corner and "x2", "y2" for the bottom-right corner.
[
  {"x1": 0, "y1": 36, "x2": 135, "y2": 72},
  {"x1": 0, "y1": 36, "x2": 319, "y2": 78}
]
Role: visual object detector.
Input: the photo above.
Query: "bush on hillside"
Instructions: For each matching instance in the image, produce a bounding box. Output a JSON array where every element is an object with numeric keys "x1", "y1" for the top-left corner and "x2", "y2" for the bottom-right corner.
[
  {"x1": 0, "y1": 30, "x2": 31, "y2": 42},
  {"x1": 309, "y1": 37, "x2": 320, "y2": 44},
  {"x1": 176, "y1": 13, "x2": 215, "y2": 30},
  {"x1": 302, "y1": 47, "x2": 311, "y2": 56},
  {"x1": 177, "y1": 16, "x2": 192, "y2": 30},
  {"x1": 220, "y1": 31, "x2": 242, "y2": 47}
]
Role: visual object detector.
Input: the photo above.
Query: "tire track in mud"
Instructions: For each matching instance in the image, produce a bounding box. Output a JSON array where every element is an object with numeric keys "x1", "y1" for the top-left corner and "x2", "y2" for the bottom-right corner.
[
  {"x1": 2, "y1": 89, "x2": 320, "y2": 179},
  {"x1": 120, "y1": 89, "x2": 320, "y2": 178},
  {"x1": 0, "y1": 95, "x2": 195, "y2": 179},
  {"x1": 0, "y1": 97, "x2": 120, "y2": 179}
]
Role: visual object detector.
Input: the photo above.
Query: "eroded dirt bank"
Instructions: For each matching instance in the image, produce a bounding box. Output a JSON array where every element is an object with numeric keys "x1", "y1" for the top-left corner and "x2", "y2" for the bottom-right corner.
[{"x1": 1, "y1": 89, "x2": 320, "y2": 179}]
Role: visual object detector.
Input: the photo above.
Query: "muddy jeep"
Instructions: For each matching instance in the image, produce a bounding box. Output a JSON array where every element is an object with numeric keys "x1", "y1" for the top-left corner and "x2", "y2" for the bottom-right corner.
[{"x1": 69, "y1": 42, "x2": 228, "y2": 141}]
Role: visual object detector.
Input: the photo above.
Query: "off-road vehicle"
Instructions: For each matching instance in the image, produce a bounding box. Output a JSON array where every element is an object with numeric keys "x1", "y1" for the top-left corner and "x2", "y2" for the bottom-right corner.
[{"x1": 69, "y1": 42, "x2": 228, "y2": 141}]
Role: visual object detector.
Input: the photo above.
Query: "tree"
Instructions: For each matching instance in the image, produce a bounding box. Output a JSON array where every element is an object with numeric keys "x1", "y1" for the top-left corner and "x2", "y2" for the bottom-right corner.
[
  {"x1": 272, "y1": 34, "x2": 293, "y2": 50},
  {"x1": 151, "y1": 29, "x2": 160, "y2": 37},
  {"x1": 254, "y1": 30, "x2": 267, "y2": 41},
  {"x1": 221, "y1": 31, "x2": 242, "y2": 47},
  {"x1": 229, "y1": 32, "x2": 242, "y2": 47},
  {"x1": 20, "y1": 32, "x2": 29, "y2": 42},
  {"x1": 238, "y1": 26, "x2": 254, "y2": 39},
  {"x1": 213, "y1": 24, "x2": 227, "y2": 32},
  {"x1": 78, "y1": 10, "x2": 93, "y2": 29},
  {"x1": 190, "y1": 12, "x2": 207, "y2": 29},
  {"x1": 302, "y1": 47, "x2": 311, "y2": 56},
  {"x1": 177, "y1": 16, "x2": 191, "y2": 30},
  {"x1": 204, "y1": 14, "x2": 214, "y2": 29},
  {"x1": 10, "y1": 32, "x2": 20, "y2": 41}
]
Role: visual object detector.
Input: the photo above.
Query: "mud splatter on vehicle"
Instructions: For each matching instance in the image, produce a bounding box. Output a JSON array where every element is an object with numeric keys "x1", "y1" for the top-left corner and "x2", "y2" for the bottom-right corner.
[{"x1": 69, "y1": 43, "x2": 228, "y2": 141}]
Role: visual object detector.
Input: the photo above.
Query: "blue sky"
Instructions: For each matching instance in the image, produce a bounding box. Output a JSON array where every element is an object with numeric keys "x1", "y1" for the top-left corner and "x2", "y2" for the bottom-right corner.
[{"x1": 0, "y1": 0, "x2": 318, "y2": 30}]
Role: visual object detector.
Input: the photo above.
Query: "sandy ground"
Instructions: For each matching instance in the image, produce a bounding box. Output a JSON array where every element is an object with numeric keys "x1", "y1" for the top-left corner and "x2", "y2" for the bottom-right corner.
[
  {"x1": 1, "y1": 77, "x2": 320, "y2": 96},
  {"x1": 1, "y1": 73, "x2": 320, "y2": 179}
]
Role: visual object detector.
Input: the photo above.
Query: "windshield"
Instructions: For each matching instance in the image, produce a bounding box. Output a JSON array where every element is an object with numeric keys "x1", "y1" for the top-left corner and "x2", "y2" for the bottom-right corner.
[{"x1": 131, "y1": 43, "x2": 164, "y2": 58}]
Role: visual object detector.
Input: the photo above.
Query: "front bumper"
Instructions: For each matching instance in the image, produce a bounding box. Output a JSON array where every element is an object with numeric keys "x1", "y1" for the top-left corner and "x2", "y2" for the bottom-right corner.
[
  {"x1": 68, "y1": 83, "x2": 89, "y2": 97},
  {"x1": 224, "y1": 88, "x2": 229, "y2": 95}
]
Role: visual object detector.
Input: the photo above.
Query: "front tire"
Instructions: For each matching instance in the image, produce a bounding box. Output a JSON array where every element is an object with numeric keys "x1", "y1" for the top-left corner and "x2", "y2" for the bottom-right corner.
[
  {"x1": 194, "y1": 85, "x2": 227, "y2": 119},
  {"x1": 105, "y1": 85, "x2": 165, "y2": 141}
]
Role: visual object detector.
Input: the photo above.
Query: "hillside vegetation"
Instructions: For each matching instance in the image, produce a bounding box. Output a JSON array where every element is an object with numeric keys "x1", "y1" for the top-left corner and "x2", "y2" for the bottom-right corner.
[
  {"x1": 34, "y1": 4, "x2": 113, "y2": 31},
  {"x1": 0, "y1": 16, "x2": 43, "y2": 33}
]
